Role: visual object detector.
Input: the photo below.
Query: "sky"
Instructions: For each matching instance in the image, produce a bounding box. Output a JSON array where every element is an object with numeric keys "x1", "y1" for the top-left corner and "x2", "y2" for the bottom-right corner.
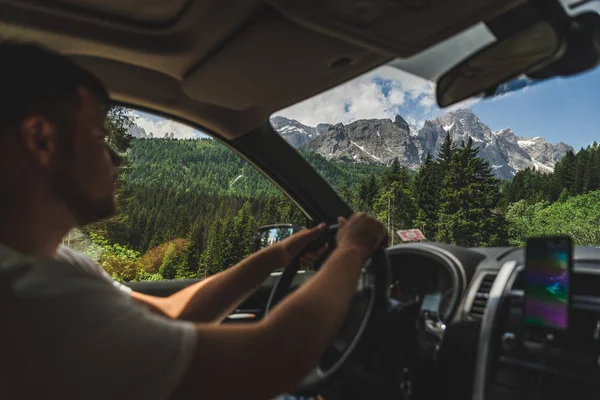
[
  {"x1": 470, "y1": 68, "x2": 600, "y2": 150},
  {"x1": 274, "y1": 64, "x2": 600, "y2": 150}
]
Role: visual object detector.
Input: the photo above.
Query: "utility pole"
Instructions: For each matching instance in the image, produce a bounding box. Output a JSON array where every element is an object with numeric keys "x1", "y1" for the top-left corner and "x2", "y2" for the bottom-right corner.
[
  {"x1": 388, "y1": 194, "x2": 396, "y2": 247},
  {"x1": 391, "y1": 198, "x2": 394, "y2": 246}
]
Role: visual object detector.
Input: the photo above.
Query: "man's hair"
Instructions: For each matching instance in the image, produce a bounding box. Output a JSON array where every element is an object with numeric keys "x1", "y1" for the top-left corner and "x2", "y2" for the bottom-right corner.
[{"x1": 0, "y1": 41, "x2": 109, "y2": 134}]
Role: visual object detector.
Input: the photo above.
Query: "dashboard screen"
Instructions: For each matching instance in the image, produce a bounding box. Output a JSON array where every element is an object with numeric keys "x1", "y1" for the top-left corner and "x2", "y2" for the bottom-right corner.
[
  {"x1": 421, "y1": 292, "x2": 441, "y2": 315},
  {"x1": 524, "y1": 236, "x2": 571, "y2": 330},
  {"x1": 388, "y1": 253, "x2": 456, "y2": 321}
]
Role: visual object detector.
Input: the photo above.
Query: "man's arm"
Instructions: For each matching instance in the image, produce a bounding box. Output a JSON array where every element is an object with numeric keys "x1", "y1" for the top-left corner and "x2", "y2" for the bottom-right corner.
[
  {"x1": 131, "y1": 224, "x2": 327, "y2": 323},
  {"x1": 170, "y1": 214, "x2": 386, "y2": 400},
  {"x1": 7, "y1": 214, "x2": 383, "y2": 400}
]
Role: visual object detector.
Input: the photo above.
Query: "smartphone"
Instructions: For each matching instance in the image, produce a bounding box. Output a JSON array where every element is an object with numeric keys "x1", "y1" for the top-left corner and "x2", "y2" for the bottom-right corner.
[{"x1": 524, "y1": 236, "x2": 572, "y2": 332}]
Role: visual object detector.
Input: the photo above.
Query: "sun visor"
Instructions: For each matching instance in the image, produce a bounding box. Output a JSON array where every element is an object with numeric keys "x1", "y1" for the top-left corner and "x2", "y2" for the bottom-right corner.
[
  {"x1": 181, "y1": 11, "x2": 387, "y2": 112},
  {"x1": 266, "y1": 0, "x2": 527, "y2": 56}
]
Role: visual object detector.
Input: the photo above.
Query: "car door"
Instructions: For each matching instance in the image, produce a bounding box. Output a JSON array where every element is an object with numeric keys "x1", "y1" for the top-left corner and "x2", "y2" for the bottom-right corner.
[{"x1": 66, "y1": 106, "x2": 312, "y2": 324}]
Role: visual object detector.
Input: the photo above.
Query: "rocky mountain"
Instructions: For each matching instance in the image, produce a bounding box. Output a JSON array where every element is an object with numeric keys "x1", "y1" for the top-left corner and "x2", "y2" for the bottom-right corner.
[
  {"x1": 416, "y1": 109, "x2": 567, "y2": 178},
  {"x1": 270, "y1": 116, "x2": 318, "y2": 147},
  {"x1": 128, "y1": 124, "x2": 153, "y2": 139},
  {"x1": 301, "y1": 116, "x2": 422, "y2": 170},
  {"x1": 271, "y1": 109, "x2": 573, "y2": 179},
  {"x1": 128, "y1": 125, "x2": 177, "y2": 140},
  {"x1": 516, "y1": 136, "x2": 572, "y2": 170}
]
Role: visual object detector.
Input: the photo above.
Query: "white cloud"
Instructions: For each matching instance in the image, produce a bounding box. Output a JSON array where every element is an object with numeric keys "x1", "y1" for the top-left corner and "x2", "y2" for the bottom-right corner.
[
  {"x1": 133, "y1": 112, "x2": 199, "y2": 139},
  {"x1": 404, "y1": 112, "x2": 430, "y2": 129},
  {"x1": 276, "y1": 75, "x2": 392, "y2": 126},
  {"x1": 276, "y1": 66, "x2": 438, "y2": 127},
  {"x1": 444, "y1": 96, "x2": 482, "y2": 112},
  {"x1": 419, "y1": 95, "x2": 437, "y2": 108},
  {"x1": 388, "y1": 88, "x2": 406, "y2": 105}
]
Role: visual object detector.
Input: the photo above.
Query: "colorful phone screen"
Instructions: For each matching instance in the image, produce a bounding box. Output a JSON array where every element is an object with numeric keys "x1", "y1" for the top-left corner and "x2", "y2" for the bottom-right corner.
[{"x1": 524, "y1": 237, "x2": 571, "y2": 330}]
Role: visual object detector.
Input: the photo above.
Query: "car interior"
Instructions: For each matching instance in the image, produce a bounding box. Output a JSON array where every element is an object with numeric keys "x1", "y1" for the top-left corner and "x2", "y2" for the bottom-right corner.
[{"x1": 2, "y1": 0, "x2": 600, "y2": 399}]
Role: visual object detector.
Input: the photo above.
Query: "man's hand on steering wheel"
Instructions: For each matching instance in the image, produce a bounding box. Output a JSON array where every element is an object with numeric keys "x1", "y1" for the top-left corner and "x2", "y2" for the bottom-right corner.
[
  {"x1": 273, "y1": 214, "x2": 387, "y2": 271},
  {"x1": 335, "y1": 214, "x2": 389, "y2": 259},
  {"x1": 274, "y1": 223, "x2": 329, "y2": 268},
  {"x1": 265, "y1": 213, "x2": 390, "y2": 396}
]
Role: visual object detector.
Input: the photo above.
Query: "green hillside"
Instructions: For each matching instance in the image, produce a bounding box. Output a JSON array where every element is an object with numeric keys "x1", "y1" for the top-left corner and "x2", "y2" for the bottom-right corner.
[{"x1": 126, "y1": 138, "x2": 385, "y2": 198}]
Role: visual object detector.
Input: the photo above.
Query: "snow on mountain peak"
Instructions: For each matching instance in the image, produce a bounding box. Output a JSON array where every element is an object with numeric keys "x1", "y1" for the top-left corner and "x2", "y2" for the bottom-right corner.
[
  {"x1": 270, "y1": 116, "x2": 317, "y2": 147},
  {"x1": 270, "y1": 112, "x2": 573, "y2": 179},
  {"x1": 409, "y1": 125, "x2": 420, "y2": 137}
]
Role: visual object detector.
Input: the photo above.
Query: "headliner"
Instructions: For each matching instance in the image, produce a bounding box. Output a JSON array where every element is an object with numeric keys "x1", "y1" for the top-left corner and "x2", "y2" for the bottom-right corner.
[{"x1": 0, "y1": 0, "x2": 528, "y2": 139}]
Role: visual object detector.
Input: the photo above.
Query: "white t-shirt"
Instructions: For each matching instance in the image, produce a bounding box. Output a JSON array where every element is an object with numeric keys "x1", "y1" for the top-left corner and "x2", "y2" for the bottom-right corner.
[{"x1": 0, "y1": 243, "x2": 197, "y2": 400}]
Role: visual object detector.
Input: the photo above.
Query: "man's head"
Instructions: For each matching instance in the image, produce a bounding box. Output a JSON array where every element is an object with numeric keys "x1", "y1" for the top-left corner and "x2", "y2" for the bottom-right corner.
[{"x1": 0, "y1": 42, "x2": 122, "y2": 227}]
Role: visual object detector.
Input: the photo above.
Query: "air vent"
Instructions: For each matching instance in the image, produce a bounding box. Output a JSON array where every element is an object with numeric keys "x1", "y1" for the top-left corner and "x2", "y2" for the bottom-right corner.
[{"x1": 469, "y1": 273, "x2": 497, "y2": 320}]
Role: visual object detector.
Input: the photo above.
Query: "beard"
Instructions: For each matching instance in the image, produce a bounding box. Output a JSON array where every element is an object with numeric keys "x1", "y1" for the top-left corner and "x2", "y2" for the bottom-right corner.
[
  {"x1": 65, "y1": 186, "x2": 117, "y2": 227},
  {"x1": 51, "y1": 130, "x2": 119, "y2": 227},
  {"x1": 52, "y1": 161, "x2": 117, "y2": 227}
]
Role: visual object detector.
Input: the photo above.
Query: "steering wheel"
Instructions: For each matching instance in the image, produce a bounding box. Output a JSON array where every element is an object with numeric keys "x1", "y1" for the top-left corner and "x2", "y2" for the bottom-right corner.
[{"x1": 264, "y1": 223, "x2": 390, "y2": 396}]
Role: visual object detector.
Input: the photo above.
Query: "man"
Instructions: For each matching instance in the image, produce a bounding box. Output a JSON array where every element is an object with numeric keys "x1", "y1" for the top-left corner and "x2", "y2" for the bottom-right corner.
[{"x1": 0, "y1": 42, "x2": 387, "y2": 400}]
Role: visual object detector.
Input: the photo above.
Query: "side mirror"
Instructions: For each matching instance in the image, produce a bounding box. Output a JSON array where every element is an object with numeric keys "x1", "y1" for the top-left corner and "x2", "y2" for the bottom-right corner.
[{"x1": 254, "y1": 224, "x2": 305, "y2": 252}]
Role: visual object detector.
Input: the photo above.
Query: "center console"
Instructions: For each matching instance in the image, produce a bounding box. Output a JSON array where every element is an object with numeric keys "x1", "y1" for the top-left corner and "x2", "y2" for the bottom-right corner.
[{"x1": 474, "y1": 261, "x2": 600, "y2": 400}]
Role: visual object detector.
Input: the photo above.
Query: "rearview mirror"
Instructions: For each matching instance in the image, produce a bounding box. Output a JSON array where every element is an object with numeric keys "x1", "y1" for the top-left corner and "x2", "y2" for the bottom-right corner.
[
  {"x1": 254, "y1": 224, "x2": 304, "y2": 252},
  {"x1": 436, "y1": 21, "x2": 564, "y2": 108}
]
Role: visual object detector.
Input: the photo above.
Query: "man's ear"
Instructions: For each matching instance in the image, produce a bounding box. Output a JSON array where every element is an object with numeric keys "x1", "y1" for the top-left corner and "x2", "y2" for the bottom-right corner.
[{"x1": 19, "y1": 116, "x2": 58, "y2": 166}]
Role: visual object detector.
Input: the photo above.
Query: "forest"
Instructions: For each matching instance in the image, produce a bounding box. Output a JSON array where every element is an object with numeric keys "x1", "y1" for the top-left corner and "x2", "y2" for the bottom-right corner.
[
  {"x1": 72, "y1": 108, "x2": 600, "y2": 282},
  {"x1": 502, "y1": 143, "x2": 600, "y2": 246}
]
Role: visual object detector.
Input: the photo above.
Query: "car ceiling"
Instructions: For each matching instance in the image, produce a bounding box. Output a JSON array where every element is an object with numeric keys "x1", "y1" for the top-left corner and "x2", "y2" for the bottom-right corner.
[{"x1": 0, "y1": 0, "x2": 528, "y2": 139}]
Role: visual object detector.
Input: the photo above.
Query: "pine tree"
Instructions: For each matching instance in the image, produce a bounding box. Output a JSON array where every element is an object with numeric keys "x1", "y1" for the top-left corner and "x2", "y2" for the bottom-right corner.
[
  {"x1": 436, "y1": 138, "x2": 508, "y2": 247},
  {"x1": 552, "y1": 150, "x2": 577, "y2": 198},
  {"x1": 505, "y1": 168, "x2": 550, "y2": 204},
  {"x1": 219, "y1": 210, "x2": 237, "y2": 269},
  {"x1": 186, "y1": 219, "x2": 205, "y2": 273},
  {"x1": 558, "y1": 188, "x2": 570, "y2": 203},
  {"x1": 574, "y1": 148, "x2": 590, "y2": 195},
  {"x1": 199, "y1": 217, "x2": 225, "y2": 277},
  {"x1": 374, "y1": 165, "x2": 415, "y2": 244},
  {"x1": 438, "y1": 133, "x2": 457, "y2": 167},
  {"x1": 356, "y1": 175, "x2": 379, "y2": 213},
  {"x1": 259, "y1": 197, "x2": 280, "y2": 226},
  {"x1": 589, "y1": 146, "x2": 600, "y2": 191},
  {"x1": 230, "y1": 202, "x2": 257, "y2": 263},
  {"x1": 159, "y1": 244, "x2": 178, "y2": 279},
  {"x1": 338, "y1": 184, "x2": 355, "y2": 209},
  {"x1": 105, "y1": 106, "x2": 134, "y2": 154},
  {"x1": 413, "y1": 153, "x2": 441, "y2": 239},
  {"x1": 277, "y1": 196, "x2": 307, "y2": 226},
  {"x1": 380, "y1": 158, "x2": 403, "y2": 189},
  {"x1": 505, "y1": 169, "x2": 526, "y2": 203}
]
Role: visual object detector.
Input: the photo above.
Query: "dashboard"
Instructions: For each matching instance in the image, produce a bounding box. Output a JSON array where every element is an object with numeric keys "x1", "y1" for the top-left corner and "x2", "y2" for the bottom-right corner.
[
  {"x1": 390, "y1": 243, "x2": 600, "y2": 400},
  {"x1": 240, "y1": 242, "x2": 600, "y2": 399}
]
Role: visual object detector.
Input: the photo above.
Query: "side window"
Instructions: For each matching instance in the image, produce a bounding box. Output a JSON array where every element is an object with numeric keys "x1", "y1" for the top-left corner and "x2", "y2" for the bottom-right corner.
[{"x1": 63, "y1": 106, "x2": 306, "y2": 282}]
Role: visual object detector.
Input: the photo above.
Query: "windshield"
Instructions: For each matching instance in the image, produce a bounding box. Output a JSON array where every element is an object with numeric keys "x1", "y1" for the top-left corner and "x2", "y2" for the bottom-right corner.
[{"x1": 270, "y1": 61, "x2": 600, "y2": 248}]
